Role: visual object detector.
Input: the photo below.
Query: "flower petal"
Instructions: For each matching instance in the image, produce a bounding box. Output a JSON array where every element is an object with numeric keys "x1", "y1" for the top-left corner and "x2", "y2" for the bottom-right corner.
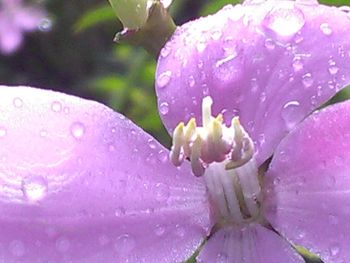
[
  {"x1": 0, "y1": 86, "x2": 211, "y2": 262},
  {"x1": 156, "y1": 0, "x2": 350, "y2": 165},
  {"x1": 197, "y1": 224, "x2": 304, "y2": 263},
  {"x1": 264, "y1": 101, "x2": 350, "y2": 262}
]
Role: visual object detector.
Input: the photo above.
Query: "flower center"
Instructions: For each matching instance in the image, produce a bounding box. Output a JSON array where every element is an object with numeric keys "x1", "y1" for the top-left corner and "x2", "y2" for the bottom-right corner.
[{"x1": 170, "y1": 96, "x2": 262, "y2": 224}]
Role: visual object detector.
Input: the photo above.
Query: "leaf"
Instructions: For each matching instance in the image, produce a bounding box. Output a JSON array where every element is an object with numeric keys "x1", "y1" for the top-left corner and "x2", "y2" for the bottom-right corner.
[{"x1": 74, "y1": 5, "x2": 116, "y2": 33}]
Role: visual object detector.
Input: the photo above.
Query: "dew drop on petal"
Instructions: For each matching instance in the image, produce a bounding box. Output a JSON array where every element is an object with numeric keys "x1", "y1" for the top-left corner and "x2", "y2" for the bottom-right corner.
[
  {"x1": 264, "y1": 6, "x2": 305, "y2": 37},
  {"x1": 21, "y1": 176, "x2": 48, "y2": 202},
  {"x1": 330, "y1": 244, "x2": 340, "y2": 256},
  {"x1": 328, "y1": 60, "x2": 339, "y2": 75},
  {"x1": 9, "y1": 240, "x2": 25, "y2": 257},
  {"x1": 188, "y1": 75, "x2": 196, "y2": 87},
  {"x1": 159, "y1": 102, "x2": 169, "y2": 115},
  {"x1": 264, "y1": 38, "x2": 275, "y2": 50},
  {"x1": 157, "y1": 150, "x2": 168, "y2": 163},
  {"x1": 292, "y1": 57, "x2": 303, "y2": 72},
  {"x1": 13, "y1": 97, "x2": 23, "y2": 108},
  {"x1": 302, "y1": 73, "x2": 314, "y2": 88},
  {"x1": 320, "y1": 23, "x2": 332, "y2": 36},
  {"x1": 70, "y1": 122, "x2": 85, "y2": 139},
  {"x1": 175, "y1": 224, "x2": 185, "y2": 237},
  {"x1": 115, "y1": 234, "x2": 136, "y2": 254},
  {"x1": 155, "y1": 182, "x2": 170, "y2": 202},
  {"x1": 157, "y1": 71, "x2": 172, "y2": 88},
  {"x1": 51, "y1": 101, "x2": 62, "y2": 112},
  {"x1": 282, "y1": 100, "x2": 301, "y2": 130},
  {"x1": 147, "y1": 138, "x2": 157, "y2": 149},
  {"x1": 154, "y1": 225, "x2": 165, "y2": 237},
  {"x1": 216, "y1": 252, "x2": 229, "y2": 263}
]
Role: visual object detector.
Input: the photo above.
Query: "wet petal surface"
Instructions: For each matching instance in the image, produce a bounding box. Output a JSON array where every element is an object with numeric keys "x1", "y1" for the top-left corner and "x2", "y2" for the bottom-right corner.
[
  {"x1": 156, "y1": 0, "x2": 350, "y2": 165},
  {"x1": 0, "y1": 86, "x2": 211, "y2": 262},
  {"x1": 264, "y1": 101, "x2": 350, "y2": 263},
  {"x1": 197, "y1": 224, "x2": 304, "y2": 263}
]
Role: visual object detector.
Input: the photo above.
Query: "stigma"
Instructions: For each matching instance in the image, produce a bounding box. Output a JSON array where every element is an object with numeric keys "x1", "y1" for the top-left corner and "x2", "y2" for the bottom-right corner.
[{"x1": 170, "y1": 96, "x2": 261, "y2": 224}]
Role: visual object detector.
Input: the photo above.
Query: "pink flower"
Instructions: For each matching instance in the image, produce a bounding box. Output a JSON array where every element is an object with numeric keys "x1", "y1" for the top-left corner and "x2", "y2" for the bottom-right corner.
[
  {"x1": 0, "y1": 0, "x2": 46, "y2": 54},
  {"x1": 1, "y1": 0, "x2": 350, "y2": 262}
]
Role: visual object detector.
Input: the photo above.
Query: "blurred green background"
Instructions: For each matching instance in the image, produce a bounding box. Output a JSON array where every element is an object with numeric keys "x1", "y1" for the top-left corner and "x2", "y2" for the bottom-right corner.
[{"x1": 1, "y1": 1, "x2": 350, "y2": 262}]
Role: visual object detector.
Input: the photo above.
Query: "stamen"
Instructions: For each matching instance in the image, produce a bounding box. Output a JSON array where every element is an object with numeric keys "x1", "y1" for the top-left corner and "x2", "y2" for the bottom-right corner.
[
  {"x1": 170, "y1": 96, "x2": 262, "y2": 223},
  {"x1": 170, "y1": 96, "x2": 254, "y2": 176}
]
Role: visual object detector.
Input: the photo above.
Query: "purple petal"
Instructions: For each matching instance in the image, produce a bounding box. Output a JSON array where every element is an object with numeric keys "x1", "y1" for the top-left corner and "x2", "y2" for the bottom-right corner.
[
  {"x1": 197, "y1": 224, "x2": 304, "y2": 263},
  {"x1": 0, "y1": 86, "x2": 211, "y2": 262},
  {"x1": 264, "y1": 101, "x2": 350, "y2": 262},
  {"x1": 156, "y1": 0, "x2": 350, "y2": 165},
  {"x1": 0, "y1": 16, "x2": 23, "y2": 54}
]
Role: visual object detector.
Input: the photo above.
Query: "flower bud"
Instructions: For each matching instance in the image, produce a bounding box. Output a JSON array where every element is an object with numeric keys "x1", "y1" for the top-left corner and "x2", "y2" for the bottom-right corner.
[{"x1": 108, "y1": 0, "x2": 153, "y2": 30}]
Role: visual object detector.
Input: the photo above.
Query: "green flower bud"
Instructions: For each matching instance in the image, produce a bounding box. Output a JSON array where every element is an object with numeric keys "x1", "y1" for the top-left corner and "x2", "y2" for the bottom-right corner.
[{"x1": 108, "y1": 0, "x2": 153, "y2": 30}]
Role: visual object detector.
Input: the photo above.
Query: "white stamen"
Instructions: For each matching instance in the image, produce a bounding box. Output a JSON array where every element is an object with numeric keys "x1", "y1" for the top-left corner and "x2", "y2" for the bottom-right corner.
[{"x1": 170, "y1": 96, "x2": 261, "y2": 223}]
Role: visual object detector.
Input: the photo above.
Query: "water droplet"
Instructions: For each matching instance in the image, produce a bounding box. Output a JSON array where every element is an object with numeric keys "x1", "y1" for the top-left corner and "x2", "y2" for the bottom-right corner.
[
  {"x1": 154, "y1": 225, "x2": 165, "y2": 236},
  {"x1": 147, "y1": 139, "x2": 157, "y2": 149},
  {"x1": 175, "y1": 224, "x2": 185, "y2": 237},
  {"x1": 38, "y1": 18, "x2": 53, "y2": 32},
  {"x1": 115, "y1": 207, "x2": 126, "y2": 216},
  {"x1": 302, "y1": 73, "x2": 314, "y2": 88},
  {"x1": 157, "y1": 71, "x2": 172, "y2": 88},
  {"x1": 328, "y1": 60, "x2": 339, "y2": 75},
  {"x1": 22, "y1": 176, "x2": 48, "y2": 202},
  {"x1": 157, "y1": 150, "x2": 168, "y2": 163},
  {"x1": 70, "y1": 122, "x2": 85, "y2": 139},
  {"x1": 159, "y1": 102, "x2": 169, "y2": 115},
  {"x1": 273, "y1": 177, "x2": 281, "y2": 186},
  {"x1": 115, "y1": 234, "x2": 136, "y2": 253},
  {"x1": 297, "y1": 229, "x2": 306, "y2": 239},
  {"x1": 13, "y1": 97, "x2": 23, "y2": 108},
  {"x1": 188, "y1": 75, "x2": 196, "y2": 87},
  {"x1": 56, "y1": 237, "x2": 70, "y2": 252},
  {"x1": 108, "y1": 144, "x2": 116, "y2": 152},
  {"x1": 282, "y1": 100, "x2": 301, "y2": 130},
  {"x1": 330, "y1": 244, "x2": 340, "y2": 256},
  {"x1": 320, "y1": 23, "x2": 332, "y2": 36},
  {"x1": 264, "y1": 6, "x2": 305, "y2": 37},
  {"x1": 51, "y1": 101, "x2": 62, "y2": 112},
  {"x1": 160, "y1": 45, "x2": 171, "y2": 58},
  {"x1": 9, "y1": 240, "x2": 25, "y2": 257},
  {"x1": 155, "y1": 183, "x2": 170, "y2": 202},
  {"x1": 264, "y1": 38, "x2": 275, "y2": 50},
  {"x1": 0, "y1": 127, "x2": 7, "y2": 137},
  {"x1": 259, "y1": 92, "x2": 267, "y2": 103},
  {"x1": 292, "y1": 57, "x2": 303, "y2": 72},
  {"x1": 216, "y1": 252, "x2": 229, "y2": 263}
]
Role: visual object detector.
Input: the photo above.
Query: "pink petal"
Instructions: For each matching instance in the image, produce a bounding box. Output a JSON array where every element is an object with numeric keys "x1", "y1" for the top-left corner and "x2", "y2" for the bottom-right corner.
[
  {"x1": 264, "y1": 101, "x2": 350, "y2": 262},
  {"x1": 156, "y1": 0, "x2": 350, "y2": 165},
  {"x1": 197, "y1": 224, "x2": 304, "y2": 263},
  {"x1": 0, "y1": 86, "x2": 212, "y2": 262},
  {"x1": 0, "y1": 16, "x2": 23, "y2": 54}
]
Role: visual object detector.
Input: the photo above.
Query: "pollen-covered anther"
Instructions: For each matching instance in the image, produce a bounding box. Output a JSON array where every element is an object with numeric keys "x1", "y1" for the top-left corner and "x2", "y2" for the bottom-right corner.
[{"x1": 170, "y1": 96, "x2": 255, "y2": 176}]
